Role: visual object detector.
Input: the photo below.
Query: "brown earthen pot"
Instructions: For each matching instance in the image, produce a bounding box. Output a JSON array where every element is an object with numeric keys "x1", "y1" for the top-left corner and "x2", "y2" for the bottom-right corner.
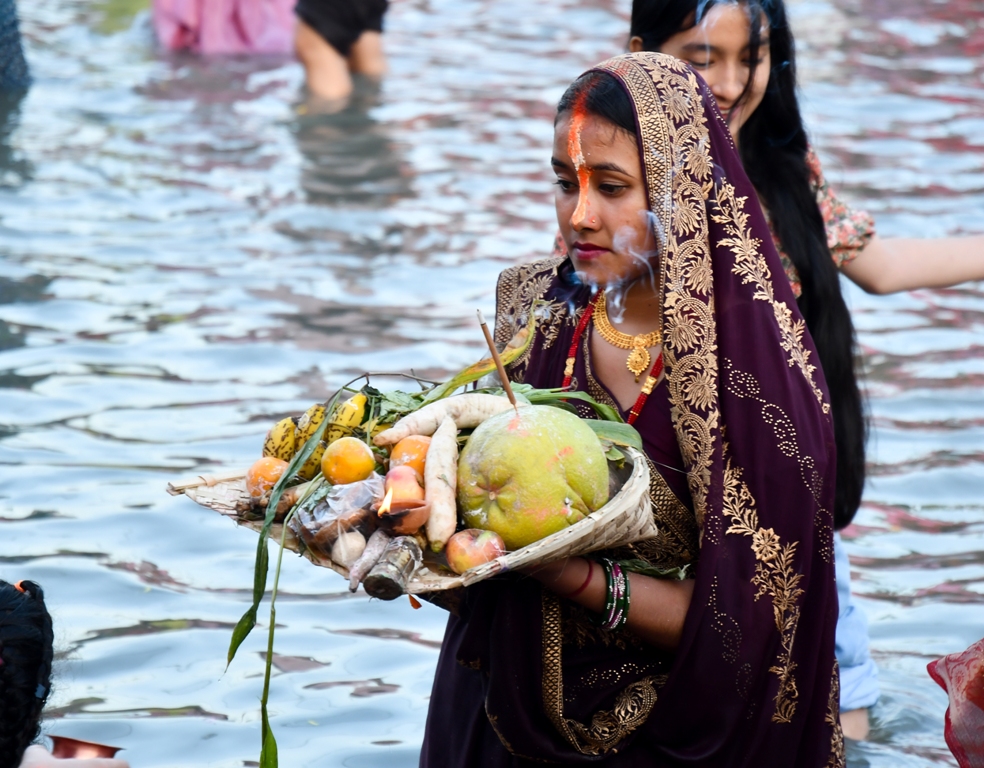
[{"x1": 50, "y1": 735, "x2": 122, "y2": 758}]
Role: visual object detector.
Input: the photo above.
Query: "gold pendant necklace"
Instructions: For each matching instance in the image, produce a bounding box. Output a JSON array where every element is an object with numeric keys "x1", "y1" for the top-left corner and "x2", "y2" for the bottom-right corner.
[{"x1": 592, "y1": 292, "x2": 662, "y2": 382}]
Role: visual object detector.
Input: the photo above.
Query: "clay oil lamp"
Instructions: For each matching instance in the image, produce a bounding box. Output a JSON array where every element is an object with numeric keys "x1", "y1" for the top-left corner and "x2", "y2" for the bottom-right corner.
[
  {"x1": 376, "y1": 473, "x2": 430, "y2": 535},
  {"x1": 50, "y1": 735, "x2": 123, "y2": 758}
]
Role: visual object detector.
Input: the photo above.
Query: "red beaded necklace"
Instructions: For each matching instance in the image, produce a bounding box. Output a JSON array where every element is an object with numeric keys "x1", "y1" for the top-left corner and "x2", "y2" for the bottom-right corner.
[{"x1": 561, "y1": 295, "x2": 664, "y2": 426}]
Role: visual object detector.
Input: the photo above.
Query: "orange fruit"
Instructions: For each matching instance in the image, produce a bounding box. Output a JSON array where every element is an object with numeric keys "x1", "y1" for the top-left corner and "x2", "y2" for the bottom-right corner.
[
  {"x1": 321, "y1": 436, "x2": 377, "y2": 485},
  {"x1": 389, "y1": 435, "x2": 432, "y2": 481},
  {"x1": 246, "y1": 456, "x2": 289, "y2": 499}
]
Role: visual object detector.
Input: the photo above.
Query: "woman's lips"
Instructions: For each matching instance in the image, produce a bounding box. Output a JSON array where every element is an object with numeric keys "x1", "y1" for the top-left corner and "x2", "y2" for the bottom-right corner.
[{"x1": 572, "y1": 242, "x2": 609, "y2": 260}]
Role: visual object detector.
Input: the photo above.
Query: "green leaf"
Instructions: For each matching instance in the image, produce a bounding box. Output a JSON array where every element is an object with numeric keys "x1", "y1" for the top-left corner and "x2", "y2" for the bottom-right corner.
[
  {"x1": 226, "y1": 606, "x2": 257, "y2": 668},
  {"x1": 604, "y1": 444, "x2": 626, "y2": 463},
  {"x1": 585, "y1": 420, "x2": 643, "y2": 450},
  {"x1": 227, "y1": 384, "x2": 352, "y2": 668},
  {"x1": 522, "y1": 388, "x2": 623, "y2": 423},
  {"x1": 421, "y1": 308, "x2": 536, "y2": 404},
  {"x1": 382, "y1": 390, "x2": 419, "y2": 412},
  {"x1": 252, "y1": 534, "x2": 270, "y2": 606},
  {"x1": 260, "y1": 702, "x2": 278, "y2": 767}
]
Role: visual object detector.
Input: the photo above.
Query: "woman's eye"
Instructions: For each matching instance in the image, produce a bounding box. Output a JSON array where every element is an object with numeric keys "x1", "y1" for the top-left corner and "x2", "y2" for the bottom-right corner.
[
  {"x1": 687, "y1": 59, "x2": 711, "y2": 69},
  {"x1": 600, "y1": 183, "x2": 625, "y2": 195},
  {"x1": 554, "y1": 179, "x2": 576, "y2": 192}
]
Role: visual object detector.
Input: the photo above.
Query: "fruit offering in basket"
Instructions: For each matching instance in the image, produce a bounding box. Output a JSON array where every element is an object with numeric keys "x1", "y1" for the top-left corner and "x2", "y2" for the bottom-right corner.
[
  {"x1": 241, "y1": 379, "x2": 640, "y2": 597},
  {"x1": 174, "y1": 320, "x2": 656, "y2": 768}
]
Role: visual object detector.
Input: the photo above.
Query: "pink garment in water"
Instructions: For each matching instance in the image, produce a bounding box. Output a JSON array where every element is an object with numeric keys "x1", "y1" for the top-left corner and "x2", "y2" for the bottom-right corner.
[
  {"x1": 153, "y1": 0, "x2": 296, "y2": 54},
  {"x1": 928, "y1": 638, "x2": 984, "y2": 768}
]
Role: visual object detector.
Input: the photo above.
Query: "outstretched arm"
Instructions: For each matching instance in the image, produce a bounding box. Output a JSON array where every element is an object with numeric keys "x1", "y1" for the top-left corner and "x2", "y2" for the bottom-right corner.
[
  {"x1": 841, "y1": 234, "x2": 984, "y2": 295},
  {"x1": 525, "y1": 557, "x2": 694, "y2": 651}
]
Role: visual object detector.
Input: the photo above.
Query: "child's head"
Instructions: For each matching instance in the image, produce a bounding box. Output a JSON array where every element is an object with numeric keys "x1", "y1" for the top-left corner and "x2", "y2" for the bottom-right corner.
[{"x1": 0, "y1": 580, "x2": 54, "y2": 768}]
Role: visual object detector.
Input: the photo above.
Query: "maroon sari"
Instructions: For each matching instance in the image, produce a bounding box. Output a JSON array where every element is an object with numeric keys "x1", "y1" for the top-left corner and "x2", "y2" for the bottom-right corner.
[{"x1": 421, "y1": 53, "x2": 843, "y2": 767}]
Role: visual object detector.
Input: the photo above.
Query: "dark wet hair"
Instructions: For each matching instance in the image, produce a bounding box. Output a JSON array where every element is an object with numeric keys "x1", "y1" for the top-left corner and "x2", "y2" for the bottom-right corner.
[
  {"x1": 0, "y1": 580, "x2": 54, "y2": 768},
  {"x1": 624, "y1": 0, "x2": 867, "y2": 529}
]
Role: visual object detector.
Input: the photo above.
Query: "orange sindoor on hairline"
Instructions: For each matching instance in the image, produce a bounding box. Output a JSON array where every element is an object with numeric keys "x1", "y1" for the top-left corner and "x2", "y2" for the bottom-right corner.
[{"x1": 567, "y1": 92, "x2": 591, "y2": 225}]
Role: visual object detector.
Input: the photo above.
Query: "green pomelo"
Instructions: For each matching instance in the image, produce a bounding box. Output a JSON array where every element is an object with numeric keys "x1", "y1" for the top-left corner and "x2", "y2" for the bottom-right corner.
[{"x1": 456, "y1": 405, "x2": 610, "y2": 550}]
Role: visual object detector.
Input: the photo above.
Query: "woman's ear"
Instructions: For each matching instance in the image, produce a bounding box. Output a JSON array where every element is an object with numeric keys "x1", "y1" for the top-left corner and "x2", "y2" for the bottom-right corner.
[{"x1": 628, "y1": 36, "x2": 644, "y2": 53}]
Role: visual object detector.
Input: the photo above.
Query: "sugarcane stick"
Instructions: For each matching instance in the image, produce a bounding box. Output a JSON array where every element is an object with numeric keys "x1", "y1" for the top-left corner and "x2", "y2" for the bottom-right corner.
[
  {"x1": 363, "y1": 536, "x2": 422, "y2": 601},
  {"x1": 349, "y1": 529, "x2": 392, "y2": 592},
  {"x1": 477, "y1": 309, "x2": 518, "y2": 414}
]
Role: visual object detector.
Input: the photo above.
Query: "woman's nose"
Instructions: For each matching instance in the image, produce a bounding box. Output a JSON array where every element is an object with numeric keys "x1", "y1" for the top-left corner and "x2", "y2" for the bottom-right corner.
[
  {"x1": 570, "y1": 189, "x2": 597, "y2": 231},
  {"x1": 709, "y1": 63, "x2": 745, "y2": 108}
]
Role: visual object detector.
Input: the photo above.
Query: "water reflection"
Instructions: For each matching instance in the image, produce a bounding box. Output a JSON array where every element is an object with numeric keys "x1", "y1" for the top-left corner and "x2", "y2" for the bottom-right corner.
[
  {"x1": 0, "y1": 281, "x2": 30, "y2": 350},
  {"x1": 294, "y1": 83, "x2": 413, "y2": 206},
  {"x1": 0, "y1": 91, "x2": 30, "y2": 186},
  {"x1": 0, "y1": 0, "x2": 981, "y2": 765}
]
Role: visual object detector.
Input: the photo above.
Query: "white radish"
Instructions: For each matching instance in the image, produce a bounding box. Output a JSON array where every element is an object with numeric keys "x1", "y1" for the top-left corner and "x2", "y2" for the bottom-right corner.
[
  {"x1": 374, "y1": 394, "x2": 517, "y2": 446},
  {"x1": 424, "y1": 416, "x2": 458, "y2": 553}
]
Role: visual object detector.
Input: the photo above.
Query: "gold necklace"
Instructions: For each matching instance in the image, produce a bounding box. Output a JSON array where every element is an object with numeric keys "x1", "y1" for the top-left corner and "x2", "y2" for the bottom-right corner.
[{"x1": 592, "y1": 292, "x2": 662, "y2": 381}]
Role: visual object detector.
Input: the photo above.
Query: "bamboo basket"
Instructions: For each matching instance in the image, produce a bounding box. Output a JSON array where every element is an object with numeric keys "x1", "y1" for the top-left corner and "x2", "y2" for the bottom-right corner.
[{"x1": 167, "y1": 448, "x2": 656, "y2": 593}]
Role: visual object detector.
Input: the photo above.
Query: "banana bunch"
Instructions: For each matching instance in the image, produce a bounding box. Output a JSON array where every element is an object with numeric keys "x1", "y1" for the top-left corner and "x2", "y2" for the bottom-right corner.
[{"x1": 262, "y1": 393, "x2": 369, "y2": 479}]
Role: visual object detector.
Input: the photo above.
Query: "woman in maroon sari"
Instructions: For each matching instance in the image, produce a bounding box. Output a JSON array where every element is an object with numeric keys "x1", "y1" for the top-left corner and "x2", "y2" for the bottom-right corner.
[{"x1": 420, "y1": 52, "x2": 843, "y2": 767}]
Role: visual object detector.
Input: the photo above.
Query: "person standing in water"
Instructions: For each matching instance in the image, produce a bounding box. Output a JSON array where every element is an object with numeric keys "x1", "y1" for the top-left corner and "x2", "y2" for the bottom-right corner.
[
  {"x1": 575, "y1": 0, "x2": 984, "y2": 740},
  {"x1": 294, "y1": 0, "x2": 388, "y2": 101},
  {"x1": 422, "y1": 52, "x2": 845, "y2": 767}
]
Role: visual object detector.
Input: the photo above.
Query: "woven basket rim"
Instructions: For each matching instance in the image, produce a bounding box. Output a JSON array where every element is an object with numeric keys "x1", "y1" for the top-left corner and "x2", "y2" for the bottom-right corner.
[{"x1": 169, "y1": 447, "x2": 655, "y2": 593}]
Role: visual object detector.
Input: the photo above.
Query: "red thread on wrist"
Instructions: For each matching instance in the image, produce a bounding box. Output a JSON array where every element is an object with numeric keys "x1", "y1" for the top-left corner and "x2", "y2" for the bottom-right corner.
[{"x1": 559, "y1": 559, "x2": 594, "y2": 599}]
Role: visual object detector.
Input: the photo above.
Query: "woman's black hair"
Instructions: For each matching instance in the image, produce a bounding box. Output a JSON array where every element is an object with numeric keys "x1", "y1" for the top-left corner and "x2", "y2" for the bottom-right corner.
[
  {"x1": 556, "y1": 71, "x2": 637, "y2": 136},
  {"x1": 0, "y1": 580, "x2": 54, "y2": 768},
  {"x1": 559, "y1": 7, "x2": 868, "y2": 528}
]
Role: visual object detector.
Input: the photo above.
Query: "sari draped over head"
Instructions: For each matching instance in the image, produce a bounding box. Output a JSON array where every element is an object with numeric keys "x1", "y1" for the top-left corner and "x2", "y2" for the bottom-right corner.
[{"x1": 420, "y1": 53, "x2": 843, "y2": 768}]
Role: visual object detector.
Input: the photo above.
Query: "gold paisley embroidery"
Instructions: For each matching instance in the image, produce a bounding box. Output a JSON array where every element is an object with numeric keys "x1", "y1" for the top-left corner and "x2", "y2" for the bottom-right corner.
[
  {"x1": 541, "y1": 592, "x2": 659, "y2": 755},
  {"x1": 494, "y1": 256, "x2": 570, "y2": 382},
  {"x1": 723, "y1": 454, "x2": 804, "y2": 723},
  {"x1": 711, "y1": 181, "x2": 830, "y2": 414},
  {"x1": 596, "y1": 56, "x2": 720, "y2": 529}
]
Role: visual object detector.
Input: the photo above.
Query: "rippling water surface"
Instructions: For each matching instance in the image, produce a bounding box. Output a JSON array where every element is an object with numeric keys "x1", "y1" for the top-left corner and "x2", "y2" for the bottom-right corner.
[{"x1": 1, "y1": 0, "x2": 982, "y2": 765}]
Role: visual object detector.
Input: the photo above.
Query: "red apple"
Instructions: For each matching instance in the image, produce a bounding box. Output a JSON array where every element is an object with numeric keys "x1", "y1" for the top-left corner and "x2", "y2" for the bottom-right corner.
[{"x1": 446, "y1": 529, "x2": 506, "y2": 574}]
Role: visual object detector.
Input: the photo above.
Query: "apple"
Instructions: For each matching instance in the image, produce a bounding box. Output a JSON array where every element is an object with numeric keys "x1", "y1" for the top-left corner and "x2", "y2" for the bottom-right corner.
[{"x1": 446, "y1": 529, "x2": 507, "y2": 575}]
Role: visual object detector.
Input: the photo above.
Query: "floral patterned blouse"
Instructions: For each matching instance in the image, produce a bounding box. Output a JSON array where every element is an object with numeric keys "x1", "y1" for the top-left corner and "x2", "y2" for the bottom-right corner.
[
  {"x1": 771, "y1": 147, "x2": 876, "y2": 298},
  {"x1": 550, "y1": 147, "x2": 875, "y2": 299}
]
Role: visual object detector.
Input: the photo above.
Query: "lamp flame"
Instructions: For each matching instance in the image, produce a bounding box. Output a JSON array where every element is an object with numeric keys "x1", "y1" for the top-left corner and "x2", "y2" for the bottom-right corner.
[{"x1": 378, "y1": 488, "x2": 393, "y2": 516}]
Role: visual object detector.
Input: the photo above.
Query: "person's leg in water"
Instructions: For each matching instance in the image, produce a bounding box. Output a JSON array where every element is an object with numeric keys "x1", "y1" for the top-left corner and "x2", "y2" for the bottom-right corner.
[
  {"x1": 834, "y1": 533, "x2": 879, "y2": 740},
  {"x1": 294, "y1": 0, "x2": 388, "y2": 102},
  {"x1": 295, "y1": 19, "x2": 352, "y2": 101}
]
